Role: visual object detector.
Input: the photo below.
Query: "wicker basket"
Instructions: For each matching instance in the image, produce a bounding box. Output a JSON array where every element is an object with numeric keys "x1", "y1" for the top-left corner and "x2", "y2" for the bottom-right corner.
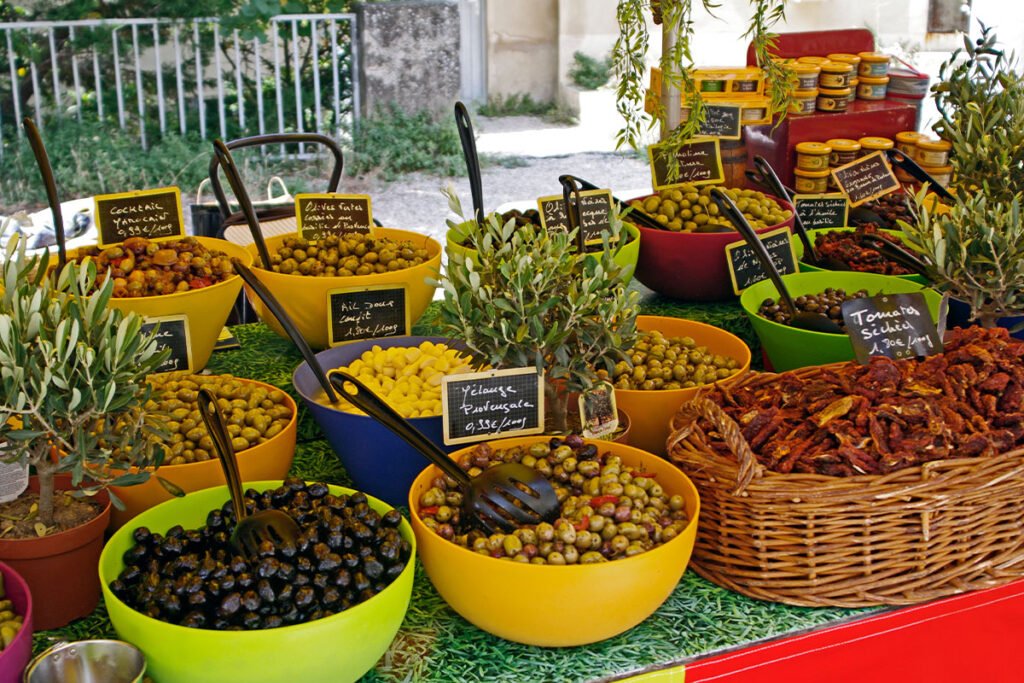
[{"x1": 666, "y1": 369, "x2": 1024, "y2": 608}]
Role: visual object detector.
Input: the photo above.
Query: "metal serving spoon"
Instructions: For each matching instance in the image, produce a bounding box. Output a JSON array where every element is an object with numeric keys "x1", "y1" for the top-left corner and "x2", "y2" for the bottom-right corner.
[
  {"x1": 710, "y1": 187, "x2": 844, "y2": 335},
  {"x1": 197, "y1": 388, "x2": 300, "y2": 558},
  {"x1": 328, "y1": 371, "x2": 560, "y2": 533}
]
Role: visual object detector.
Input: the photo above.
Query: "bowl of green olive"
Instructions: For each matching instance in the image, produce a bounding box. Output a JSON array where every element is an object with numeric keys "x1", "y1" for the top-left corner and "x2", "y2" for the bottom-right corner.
[
  {"x1": 100, "y1": 479, "x2": 415, "y2": 683},
  {"x1": 109, "y1": 372, "x2": 297, "y2": 529},
  {"x1": 410, "y1": 435, "x2": 700, "y2": 647},
  {"x1": 740, "y1": 271, "x2": 944, "y2": 371},
  {"x1": 245, "y1": 229, "x2": 441, "y2": 350},
  {"x1": 628, "y1": 185, "x2": 794, "y2": 301},
  {"x1": 597, "y1": 316, "x2": 751, "y2": 455},
  {"x1": 68, "y1": 236, "x2": 253, "y2": 371}
]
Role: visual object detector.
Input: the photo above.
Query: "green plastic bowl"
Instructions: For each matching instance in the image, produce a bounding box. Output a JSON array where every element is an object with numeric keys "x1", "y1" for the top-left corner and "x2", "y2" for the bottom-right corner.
[
  {"x1": 99, "y1": 481, "x2": 416, "y2": 683},
  {"x1": 446, "y1": 221, "x2": 640, "y2": 283},
  {"x1": 740, "y1": 271, "x2": 943, "y2": 372},
  {"x1": 794, "y1": 228, "x2": 930, "y2": 285}
]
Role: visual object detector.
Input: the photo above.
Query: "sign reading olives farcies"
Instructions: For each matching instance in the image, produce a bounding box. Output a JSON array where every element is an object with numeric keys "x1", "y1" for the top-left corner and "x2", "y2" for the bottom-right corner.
[
  {"x1": 831, "y1": 151, "x2": 901, "y2": 207},
  {"x1": 537, "y1": 195, "x2": 571, "y2": 232},
  {"x1": 724, "y1": 226, "x2": 798, "y2": 295},
  {"x1": 94, "y1": 187, "x2": 185, "y2": 247},
  {"x1": 296, "y1": 193, "x2": 374, "y2": 240},
  {"x1": 441, "y1": 367, "x2": 545, "y2": 446},
  {"x1": 141, "y1": 315, "x2": 193, "y2": 373},
  {"x1": 841, "y1": 292, "x2": 942, "y2": 364},
  {"x1": 793, "y1": 193, "x2": 849, "y2": 230},
  {"x1": 649, "y1": 138, "x2": 724, "y2": 190},
  {"x1": 327, "y1": 284, "x2": 410, "y2": 346}
]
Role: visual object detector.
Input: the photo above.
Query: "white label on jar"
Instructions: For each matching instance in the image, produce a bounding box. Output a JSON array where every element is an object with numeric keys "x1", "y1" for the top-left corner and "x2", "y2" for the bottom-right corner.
[
  {"x1": 858, "y1": 84, "x2": 886, "y2": 99},
  {"x1": 918, "y1": 151, "x2": 949, "y2": 166},
  {"x1": 0, "y1": 461, "x2": 29, "y2": 504}
]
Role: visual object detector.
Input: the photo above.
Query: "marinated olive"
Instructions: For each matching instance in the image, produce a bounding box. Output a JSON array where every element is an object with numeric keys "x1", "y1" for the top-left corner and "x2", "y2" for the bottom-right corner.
[
  {"x1": 111, "y1": 478, "x2": 411, "y2": 630},
  {"x1": 417, "y1": 438, "x2": 690, "y2": 564},
  {"x1": 267, "y1": 234, "x2": 429, "y2": 278},
  {"x1": 596, "y1": 329, "x2": 741, "y2": 391},
  {"x1": 630, "y1": 184, "x2": 792, "y2": 233},
  {"x1": 757, "y1": 288, "x2": 871, "y2": 331}
]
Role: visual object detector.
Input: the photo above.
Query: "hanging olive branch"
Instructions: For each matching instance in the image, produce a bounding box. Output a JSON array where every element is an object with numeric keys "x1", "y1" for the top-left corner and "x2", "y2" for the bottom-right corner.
[{"x1": 613, "y1": 0, "x2": 795, "y2": 182}]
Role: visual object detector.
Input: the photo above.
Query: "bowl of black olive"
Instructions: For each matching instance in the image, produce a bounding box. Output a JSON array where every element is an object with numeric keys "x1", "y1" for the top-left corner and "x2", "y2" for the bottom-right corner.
[{"x1": 99, "y1": 479, "x2": 415, "y2": 683}]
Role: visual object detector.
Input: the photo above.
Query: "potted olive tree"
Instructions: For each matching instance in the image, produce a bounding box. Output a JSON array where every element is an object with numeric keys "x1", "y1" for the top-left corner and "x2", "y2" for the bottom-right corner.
[
  {"x1": 433, "y1": 189, "x2": 640, "y2": 435},
  {"x1": 900, "y1": 26, "x2": 1024, "y2": 330},
  {"x1": 0, "y1": 236, "x2": 169, "y2": 628}
]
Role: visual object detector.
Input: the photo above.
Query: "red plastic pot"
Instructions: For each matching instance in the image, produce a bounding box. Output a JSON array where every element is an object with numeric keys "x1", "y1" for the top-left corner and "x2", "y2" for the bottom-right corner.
[
  {"x1": 0, "y1": 474, "x2": 111, "y2": 630},
  {"x1": 0, "y1": 562, "x2": 33, "y2": 680},
  {"x1": 632, "y1": 195, "x2": 795, "y2": 302}
]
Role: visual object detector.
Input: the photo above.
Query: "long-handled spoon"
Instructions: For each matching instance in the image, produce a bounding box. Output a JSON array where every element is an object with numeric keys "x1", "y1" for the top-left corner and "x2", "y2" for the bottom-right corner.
[
  {"x1": 455, "y1": 101, "x2": 485, "y2": 225},
  {"x1": 710, "y1": 187, "x2": 844, "y2": 335},
  {"x1": 212, "y1": 139, "x2": 272, "y2": 269},
  {"x1": 197, "y1": 388, "x2": 300, "y2": 557},
  {"x1": 328, "y1": 371, "x2": 559, "y2": 533},
  {"x1": 22, "y1": 118, "x2": 67, "y2": 269}
]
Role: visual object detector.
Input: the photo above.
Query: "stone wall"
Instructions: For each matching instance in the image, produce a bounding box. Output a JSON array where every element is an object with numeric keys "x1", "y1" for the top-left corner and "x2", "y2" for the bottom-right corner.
[{"x1": 355, "y1": 0, "x2": 462, "y2": 117}]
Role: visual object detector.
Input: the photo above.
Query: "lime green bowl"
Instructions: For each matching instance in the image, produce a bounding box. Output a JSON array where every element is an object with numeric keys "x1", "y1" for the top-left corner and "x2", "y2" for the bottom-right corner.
[
  {"x1": 740, "y1": 271, "x2": 942, "y2": 372},
  {"x1": 446, "y1": 222, "x2": 640, "y2": 283},
  {"x1": 794, "y1": 228, "x2": 930, "y2": 285},
  {"x1": 99, "y1": 481, "x2": 416, "y2": 683}
]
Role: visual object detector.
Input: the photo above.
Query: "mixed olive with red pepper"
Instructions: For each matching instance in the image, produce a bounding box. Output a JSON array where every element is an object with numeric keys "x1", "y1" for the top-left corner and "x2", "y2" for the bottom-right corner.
[
  {"x1": 417, "y1": 436, "x2": 690, "y2": 564},
  {"x1": 75, "y1": 236, "x2": 235, "y2": 297}
]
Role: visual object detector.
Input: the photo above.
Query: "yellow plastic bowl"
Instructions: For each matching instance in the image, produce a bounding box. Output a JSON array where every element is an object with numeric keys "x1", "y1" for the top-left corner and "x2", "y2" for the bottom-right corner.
[
  {"x1": 100, "y1": 481, "x2": 416, "y2": 683},
  {"x1": 409, "y1": 436, "x2": 700, "y2": 647},
  {"x1": 614, "y1": 316, "x2": 752, "y2": 456},
  {"x1": 108, "y1": 377, "x2": 298, "y2": 530},
  {"x1": 445, "y1": 222, "x2": 640, "y2": 284},
  {"x1": 67, "y1": 236, "x2": 252, "y2": 371},
  {"x1": 245, "y1": 229, "x2": 441, "y2": 350}
]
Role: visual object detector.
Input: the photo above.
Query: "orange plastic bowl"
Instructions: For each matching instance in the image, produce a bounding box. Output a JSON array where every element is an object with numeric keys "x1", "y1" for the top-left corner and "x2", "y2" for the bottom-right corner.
[
  {"x1": 68, "y1": 236, "x2": 253, "y2": 371},
  {"x1": 245, "y1": 228, "x2": 442, "y2": 350},
  {"x1": 631, "y1": 194, "x2": 795, "y2": 302},
  {"x1": 409, "y1": 436, "x2": 700, "y2": 647},
  {"x1": 614, "y1": 316, "x2": 751, "y2": 456},
  {"x1": 109, "y1": 377, "x2": 297, "y2": 530}
]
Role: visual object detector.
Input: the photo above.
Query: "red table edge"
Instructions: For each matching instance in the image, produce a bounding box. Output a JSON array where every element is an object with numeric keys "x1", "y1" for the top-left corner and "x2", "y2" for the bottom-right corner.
[{"x1": 684, "y1": 578, "x2": 1024, "y2": 682}]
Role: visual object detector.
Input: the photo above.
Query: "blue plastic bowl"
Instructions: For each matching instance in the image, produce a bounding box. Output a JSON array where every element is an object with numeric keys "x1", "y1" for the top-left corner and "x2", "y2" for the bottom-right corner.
[{"x1": 292, "y1": 336, "x2": 458, "y2": 507}]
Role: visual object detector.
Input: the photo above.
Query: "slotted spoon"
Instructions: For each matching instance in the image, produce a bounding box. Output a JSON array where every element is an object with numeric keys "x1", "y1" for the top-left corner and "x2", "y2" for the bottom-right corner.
[
  {"x1": 328, "y1": 371, "x2": 559, "y2": 533},
  {"x1": 197, "y1": 388, "x2": 300, "y2": 558}
]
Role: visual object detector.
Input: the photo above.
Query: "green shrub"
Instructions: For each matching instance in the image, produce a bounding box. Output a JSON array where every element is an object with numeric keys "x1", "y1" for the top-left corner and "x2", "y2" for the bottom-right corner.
[
  {"x1": 346, "y1": 104, "x2": 465, "y2": 180},
  {"x1": 569, "y1": 51, "x2": 612, "y2": 90}
]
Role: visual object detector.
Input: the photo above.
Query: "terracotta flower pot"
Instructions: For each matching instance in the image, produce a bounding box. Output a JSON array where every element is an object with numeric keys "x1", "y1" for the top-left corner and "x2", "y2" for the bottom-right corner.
[{"x1": 0, "y1": 474, "x2": 111, "y2": 630}]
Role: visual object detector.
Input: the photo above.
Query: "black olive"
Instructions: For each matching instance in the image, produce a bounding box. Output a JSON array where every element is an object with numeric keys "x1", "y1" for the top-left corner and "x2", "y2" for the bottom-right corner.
[
  {"x1": 381, "y1": 509, "x2": 402, "y2": 528},
  {"x1": 296, "y1": 556, "x2": 313, "y2": 574},
  {"x1": 257, "y1": 579, "x2": 276, "y2": 604},
  {"x1": 263, "y1": 614, "x2": 283, "y2": 629},
  {"x1": 276, "y1": 562, "x2": 296, "y2": 583},
  {"x1": 285, "y1": 477, "x2": 306, "y2": 492},
  {"x1": 237, "y1": 572, "x2": 254, "y2": 590},
  {"x1": 363, "y1": 557, "x2": 384, "y2": 580},
  {"x1": 206, "y1": 579, "x2": 222, "y2": 598},
  {"x1": 187, "y1": 589, "x2": 209, "y2": 608},
  {"x1": 358, "y1": 545, "x2": 373, "y2": 559},
  {"x1": 277, "y1": 583, "x2": 294, "y2": 604},
  {"x1": 257, "y1": 557, "x2": 279, "y2": 579},
  {"x1": 341, "y1": 553, "x2": 360, "y2": 569},
  {"x1": 181, "y1": 611, "x2": 207, "y2": 629},
  {"x1": 132, "y1": 526, "x2": 153, "y2": 545},
  {"x1": 353, "y1": 571, "x2": 371, "y2": 592},
  {"x1": 326, "y1": 529, "x2": 345, "y2": 551},
  {"x1": 385, "y1": 562, "x2": 406, "y2": 580},
  {"x1": 294, "y1": 585, "x2": 316, "y2": 609},
  {"x1": 322, "y1": 586, "x2": 341, "y2": 607},
  {"x1": 270, "y1": 486, "x2": 292, "y2": 507},
  {"x1": 218, "y1": 592, "x2": 242, "y2": 617},
  {"x1": 333, "y1": 569, "x2": 352, "y2": 588},
  {"x1": 241, "y1": 590, "x2": 261, "y2": 612},
  {"x1": 118, "y1": 565, "x2": 142, "y2": 585},
  {"x1": 196, "y1": 556, "x2": 217, "y2": 579},
  {"x1": 357, "y1": 588, "x2": 377, "y2": 603},
  {"x1": 166, "y1": 524, "x2": 185, "y2": 539},
  {"x1": 313, "y1": 573, "x2": 329, "y2": 589},
  {"x1": 220, "y1": 574, "x2": 236, "y2": 593},
  {"x1": 160, "y1": 592, "x2": 182, "y2": 617},
  {"x1": 256, "y1": 540, "x2": 276, "y2": 558},
  {"x1": 281, "y1": 605, "x2": 302, "y2": 624},
  {"x1": 308, "y1": 482, "x2": 329, "y2": 499},
  {"x1": 123, "y1": 544, "x2": 149, "y2": 565},
  {"x1": 242, "y1": 611, "x2": 262, "y2": 629},
  {"x1": 349, "y1": 492, "x2": 367, "y2": 506},
  {"x1": 293, "y1": 573, "x2": 310, "y2": 587}
]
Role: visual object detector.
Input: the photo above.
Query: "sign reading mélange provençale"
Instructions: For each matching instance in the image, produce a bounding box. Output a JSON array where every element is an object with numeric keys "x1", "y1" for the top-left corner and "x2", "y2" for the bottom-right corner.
[
  {"x1": 724, "y1": 226, "x2": 799, "y2": 295},
  {"x1": 649, "y1": 138, "x2": 725, "y2": 190},
  {"x1": 441, "y1": 367, "x2": 545, "y2": 446},
  {"x1": 830, "y1": 151, "x2": 901, "y2": 207},
  {"x1": 327, "y1": 284, "x2": 410, "y2": 347},
  {"x1": 841, "y1": 292, "x2": 942, "y2": 364},
  {"x1": 94, "y1": 187, "x2": 185, "y2": 247},
  {"x1": 793, "y1": 193, "x2": 849, "y2": 230},
  {"x1": 296, "y1": 193, "x2": 374, "y2": 240},
  {"x1": 141, "y1": 315, "x2": 193, "y2": 373}
]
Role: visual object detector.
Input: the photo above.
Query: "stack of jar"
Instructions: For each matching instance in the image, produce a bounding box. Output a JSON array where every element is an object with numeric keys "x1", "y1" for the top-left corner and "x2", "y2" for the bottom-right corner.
[
  {"x1": 893, "y1": 131, "x2": 953, "y2": 187},
  {"x1": 794, "y1": 137, "x2": 898, "y2": 192},
  {"x1": 786, "y1": 51, "x2": 892, "y2": 114}
]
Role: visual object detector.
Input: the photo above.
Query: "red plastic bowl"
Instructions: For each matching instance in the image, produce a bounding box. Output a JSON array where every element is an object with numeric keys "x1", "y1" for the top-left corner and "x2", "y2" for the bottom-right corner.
[
  {"x1": 0, "y1": 562, "x2": 33, "y2": 680},
  {"x1": 632, "y1": 194, "x2": 795, "y2": 302}
]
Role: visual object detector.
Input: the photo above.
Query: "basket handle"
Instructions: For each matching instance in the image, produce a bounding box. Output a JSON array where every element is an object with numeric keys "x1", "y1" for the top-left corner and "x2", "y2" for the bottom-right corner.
[
  {"x1": 266, "y1": 176, "x2": 292, "y2": 202},
  {"x1": 668, "y1": 397, "x2": 761, "y2": 495}
]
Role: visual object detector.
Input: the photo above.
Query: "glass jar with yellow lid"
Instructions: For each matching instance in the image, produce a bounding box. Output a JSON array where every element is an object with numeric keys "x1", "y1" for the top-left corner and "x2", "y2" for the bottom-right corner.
[
  {"x1": 789, "y1": 89, "x2": 818, "y2": 115},
  {"x1": 827, "y1": 53, "x2": 862, "y2": 69},
  {"x1": 795, "y1": 142, "x2": 833, "y2": 171},
  {"x1": 826, "y1": 138, "x2": 861, "y2": 167},
  {"x1": 858, "y1": 136, "x2": 894, "y2": 157},
  {"x1": 817, "y1": 87, "x2": 851, "y2": 112},
  {"x1": 894, "y1": 131, "x2": 927, "y2": 156},
  {"x1": 818, "y1": 61, "x2": 854, "y2": 89},
  {"x1": 790, "y1": 62, "x2": 821, "y2": 91},
  {"x1": 857, "y1": 76, "x2": 890, "y2": 100},
  {"x1": 794, "y1": 168, "x2": 831, "y2": 194},
  {"x1": 797, "y1": 56, "x2": 831, "y2": 66},
  {"x1": 914, "y1": 138, "x2": 953, "y2": 167},
  {"x1": 857, "y1": 52, "x2": 890, "y2": 78}
]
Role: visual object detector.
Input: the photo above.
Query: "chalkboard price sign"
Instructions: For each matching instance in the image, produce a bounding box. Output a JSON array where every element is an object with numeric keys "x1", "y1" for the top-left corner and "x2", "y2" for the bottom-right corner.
[
  {"x1": 441, "y1": 367, "x2": 545, "y2": 446},
  {"x1": 141, "y1": 315, "x2": 193, "y2": 373},
  {"x1": 841, "y1": 292, "x2": 942, "y2": 364},
  {"x1": 296, "y1": 193, "x2": 374, "y2": 239},
  {"x1": 793, "y1": 193, "x2": 849, "y2": 230},
  {"x1": 577, "y1": 189, "x2": 619, "y2": 247},
  {"x1": 649, "y1": 138, "x2": 724, "y2": 190},
  {"x1": 697, "y1": 104, "x2": 742, "y2": 140},
  {"x1": 327, "y1": 285, "x2": 410, "y2": 347},
  {"x1": 830, "y1": 151, "x2": 901, "y2": 207},
  {"x1": 95, "y1": 187, "x2": 185, "y2": 246},
  {"x1": 724, "y1": 226, "x2": 798, "y2": 294},
  {"x1": 537, "y1": 195, "x2": 571, "y2": 232}
]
